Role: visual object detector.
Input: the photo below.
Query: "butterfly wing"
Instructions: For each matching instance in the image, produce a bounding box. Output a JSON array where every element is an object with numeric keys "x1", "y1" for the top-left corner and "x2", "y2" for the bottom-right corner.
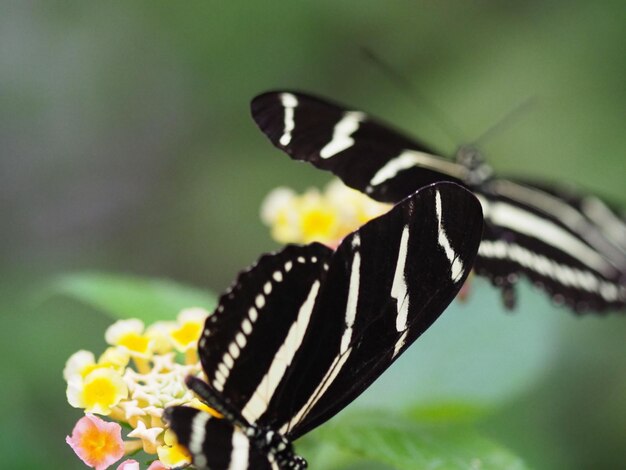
[
  {"x1": 506, "y1": 178, "x2": 626, "y2": 254},
  {"x1": 166, "y1": 182, "x2": 482, "y2": 465},
  {"x1": 475, "y1": 178, "x2": 626, "y2": 312},
  {"x1": 164, "y1": 407, "x2": 277, "y2": 470},
  {"x1": 250, "y1": 182, "x2": 483, "y2": 438},
  {"x1": 165, "y1": 243, "x2": 333, "y2": 468},
  {"x1": 252, "y1": 91, "x2": 625, "y2": 314},
  {"x1": 197, "y1": 243, "x2": 333, "y2": 422},
  {"x1": 251, "y1": 91, "x2": 466, "y2": 202}
]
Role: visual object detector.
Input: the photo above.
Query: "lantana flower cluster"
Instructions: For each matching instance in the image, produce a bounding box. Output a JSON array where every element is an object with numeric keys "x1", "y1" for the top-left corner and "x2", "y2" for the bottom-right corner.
[
  {"x1": 261, "y1": 179, "x2": 392, "y2": 247},
  {"x1": 64, "y1": 308, "x2": 215, "y2": 469}
]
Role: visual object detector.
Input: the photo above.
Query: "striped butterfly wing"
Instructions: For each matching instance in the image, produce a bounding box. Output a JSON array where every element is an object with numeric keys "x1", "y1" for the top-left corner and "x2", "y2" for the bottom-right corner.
[
  {"x1": 198, "y1": 243, "x2": 333, "y2": 419},
  {"x1": 475, "y1": 178, "x2": 626, "y2": 312},
  {"x1": 506, "y1": 178, "x2": 626, "y2": 254},
  {"x1": 250, "y1": 183, "x2": 482, "y2": 439},
  {"x1": 165, "y1": 243, "x2": 332, "y2": 470},
  {"x1": 251, "y1": 91, "x2": 465, "y2": 203},
  {"x1": 165, "y1": 182, "x2": 482, "y2": 468},
  {"x1": 165, "y1": 407, "x2": 277, "y2": 470},
  {"x1": 251, "y1": 90, "x2": 626, "y2": 314}
]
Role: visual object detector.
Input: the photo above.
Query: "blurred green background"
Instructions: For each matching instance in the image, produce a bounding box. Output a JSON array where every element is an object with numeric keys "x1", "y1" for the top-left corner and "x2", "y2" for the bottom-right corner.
[{"x1": 2, "y1": 1, "x2": 625, "y2": 468}]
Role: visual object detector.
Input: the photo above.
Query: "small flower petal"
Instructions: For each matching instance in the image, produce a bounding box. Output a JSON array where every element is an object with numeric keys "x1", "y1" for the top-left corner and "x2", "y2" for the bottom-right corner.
[
  {"x1": 146, "y1": 322, "x2": 177, "y2": 354},
  {"x1": 298, "y1": 199, "x2": 340, "y2": 244},
  {"x1": 260, "y1": 187, "x2": 297, "y2": 224},
  {"x1": 106, "y1": 319, "x2": 144, "y2": 344},
  {"x1": 64, "y1": 350, "x2": 96, "y2": 381},
  {"x1": 150, "y1": 353, "x2": 177, "y2": 373},
  {"x1": 117, "y1": 459, "x2": 140, "y2": 470},
  {"x1": 147, "y1": 461, "x2": 169, "y2": 470},
  {"x1": 177, "y1": 307, "x2": 209, "y2": 324},
  {"x1": 118, "y1": 399, "x2": 146, "y2": 424},
  {"x1": 98, "y1": 347, "x2": 130, "y2": 372},
  {"x1": 67, "y1": 374, "x2": 86, "y2": 409},
  {"x1": 170, "y1": 308, "x2": 208, "y2": 352},
  {"x1": 157, "y1": 429, "x2": 191, "y2": 468},
  {"x1": 128, "y1": 420, "x2": 164, "y2": 454},
  {"x1": 261, "y1": 187, "x2": 302, "y2": 243}
]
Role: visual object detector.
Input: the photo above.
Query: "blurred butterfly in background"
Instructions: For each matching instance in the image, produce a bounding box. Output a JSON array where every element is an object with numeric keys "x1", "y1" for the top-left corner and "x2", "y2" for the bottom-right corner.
[{"x1": 251, "y1": 91, "x2": 626, "y2": 314}]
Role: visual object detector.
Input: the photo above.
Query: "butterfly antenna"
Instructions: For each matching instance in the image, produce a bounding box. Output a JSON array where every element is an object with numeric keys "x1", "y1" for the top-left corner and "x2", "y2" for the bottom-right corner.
[
  {"x1": 360, "y1": 47, "x2": 465, "y2": 146},
  {"x1": 185, "y1": 375, "x2": 250, "y2": 428},
  {"x1": 470, "y1": 96, "x2": 537, "y2": 147}
]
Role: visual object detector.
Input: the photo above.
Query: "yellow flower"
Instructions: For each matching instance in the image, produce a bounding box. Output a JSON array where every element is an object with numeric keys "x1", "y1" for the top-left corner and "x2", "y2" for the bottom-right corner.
[
  {"x1": 297, "y1": 190, "x2": 341, "y2": 244},
  {"x1": 170, "y1": 308, "x2": 208, "y2": 353},
  {"x1": 63, "y1": 350, "x2": 97, "y2": 381},
  {"x1": 67, "y1": 368, "x2": 128, "y2": 415},
  {"x1": 260, "y1": 187, "x2": 301, "y2": 243},
  {"x1": 98, "y1": 347, "x2": 130, "y2": 372},
  {"x1": 146, "y1": 321, "x2": 177, "y2": 355},
  {"x1": 105, "y1": 319, "x2": 153, "y2": 359},
  {"x1": 260, "y1": 179, "x2": 391, "y2": 247},
  {"x1": 326, "y1": 179, "x2": 390, "y2": 227},
  {"x1": 157, "y1": 429, "x2": 192, "y2": 468}
]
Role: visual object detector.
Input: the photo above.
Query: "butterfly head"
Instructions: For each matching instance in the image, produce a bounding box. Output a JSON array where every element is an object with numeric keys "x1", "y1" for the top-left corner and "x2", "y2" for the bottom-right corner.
[{"x1": 455, "y1": 145, "x2": 493, "y2": 186}]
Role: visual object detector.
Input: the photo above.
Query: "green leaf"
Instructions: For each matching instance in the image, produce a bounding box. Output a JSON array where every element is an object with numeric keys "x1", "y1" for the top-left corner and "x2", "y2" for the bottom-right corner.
[
  {"x1": 316, "y1": 412, "x2": 528, "y2": 470},
  {"x1": 406, "y1": 401, "x2": 491, "y2": 425},
  {"x1": 48, "y1": 272, "x2": 217, "y2": 322}
]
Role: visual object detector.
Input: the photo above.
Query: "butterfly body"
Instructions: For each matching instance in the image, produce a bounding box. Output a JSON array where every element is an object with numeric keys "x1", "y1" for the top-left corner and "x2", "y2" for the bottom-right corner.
[
  {"x1": 251, "y1": 91, "x2": 626, "y2": 313},
  {"x1": 454, "y1": 145, "x2": 493, "y2": 185},
  {"x1": 166, "y1": 376, "x2": 306, "y2": 469},
  {"x1": 165, "y1": 406, "x2": 305, "y2": 470}
]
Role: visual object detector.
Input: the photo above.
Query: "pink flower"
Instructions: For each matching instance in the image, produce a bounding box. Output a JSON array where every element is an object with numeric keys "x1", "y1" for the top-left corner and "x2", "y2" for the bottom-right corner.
[
  {"x1": 66, "y1": 414, "x2": 125, "y2": 470},
  {"x1": 117, "y1": 460, "x2": 140, "y2": 470},
  {"x1": 147, "y1": 461, "x2": 169, "y2": 470}
]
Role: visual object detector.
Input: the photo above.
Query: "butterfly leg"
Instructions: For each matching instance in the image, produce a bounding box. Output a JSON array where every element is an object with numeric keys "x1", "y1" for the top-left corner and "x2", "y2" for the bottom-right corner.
[{"x1": 501, "y1": 283, "x2": 517, "y2": 310}]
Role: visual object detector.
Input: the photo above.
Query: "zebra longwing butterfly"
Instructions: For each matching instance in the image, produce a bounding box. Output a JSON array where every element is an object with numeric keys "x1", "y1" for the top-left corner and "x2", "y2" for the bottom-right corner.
[
  {"x1": 164, "y1": 182, "x2": 483, "y2": 469},
  {"x1": 251, "y1": 91, "x2": 626, "y2": 313}
]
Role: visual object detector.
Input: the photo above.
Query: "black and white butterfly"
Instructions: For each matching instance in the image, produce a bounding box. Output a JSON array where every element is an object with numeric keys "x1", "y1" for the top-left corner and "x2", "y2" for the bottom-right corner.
[
  {"x1": 164, "y1": 182, "x2": 483, "y2": 469},
  {"x1": 251, "y1": 91, "x2": 626, "y2": 313}
]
